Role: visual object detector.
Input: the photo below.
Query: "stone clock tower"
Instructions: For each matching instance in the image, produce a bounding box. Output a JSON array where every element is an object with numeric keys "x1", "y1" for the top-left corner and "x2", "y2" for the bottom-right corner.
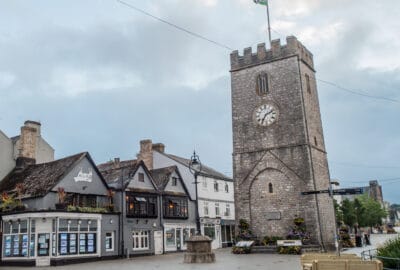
[{"x1": 230, "y1": 36, "x2": 336, "y2": 250}]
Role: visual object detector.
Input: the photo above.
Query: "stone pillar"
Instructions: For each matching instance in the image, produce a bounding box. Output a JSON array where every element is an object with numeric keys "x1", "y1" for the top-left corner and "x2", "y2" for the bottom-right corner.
[{"x1": 184, "y1": 235, "x2": 215, "y2": 263}]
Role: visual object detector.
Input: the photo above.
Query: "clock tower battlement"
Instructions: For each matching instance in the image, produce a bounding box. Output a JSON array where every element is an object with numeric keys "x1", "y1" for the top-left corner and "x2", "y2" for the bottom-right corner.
[{"x1": 230, "y1": 36, "x2": 314, "y2": 71}]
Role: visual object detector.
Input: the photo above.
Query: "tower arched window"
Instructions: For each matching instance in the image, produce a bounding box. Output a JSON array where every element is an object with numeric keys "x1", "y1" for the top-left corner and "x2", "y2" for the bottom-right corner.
[
  {"x1": 268, "y1": 183, "x2": 273, "y2": 193},
  {"x1": 256, "y1": 73, "x2": 269, "y2": 96}
]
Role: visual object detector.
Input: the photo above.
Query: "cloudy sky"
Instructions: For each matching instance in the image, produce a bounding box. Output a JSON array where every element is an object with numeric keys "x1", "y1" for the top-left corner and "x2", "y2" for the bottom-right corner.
[{"x1": 1, "y1": 0, "x2": 399, "y2": 203}]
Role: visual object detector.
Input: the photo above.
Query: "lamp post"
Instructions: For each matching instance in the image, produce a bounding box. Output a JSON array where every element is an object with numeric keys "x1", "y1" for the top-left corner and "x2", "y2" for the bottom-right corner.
[{"x1": 189, "y1": 151, "x2": 202, "y2": 235}]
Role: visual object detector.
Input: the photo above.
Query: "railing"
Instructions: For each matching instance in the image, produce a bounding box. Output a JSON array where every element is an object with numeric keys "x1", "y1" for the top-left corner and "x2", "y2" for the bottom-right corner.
[{"x1": 361, "y1": 249, "x2": 400, "y2": 270}]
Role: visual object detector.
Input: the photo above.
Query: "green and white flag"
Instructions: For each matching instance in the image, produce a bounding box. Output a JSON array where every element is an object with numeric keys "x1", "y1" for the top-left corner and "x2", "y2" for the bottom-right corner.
[{"x1": 253, "y1": 0, "x2": 268, "y2": 6}]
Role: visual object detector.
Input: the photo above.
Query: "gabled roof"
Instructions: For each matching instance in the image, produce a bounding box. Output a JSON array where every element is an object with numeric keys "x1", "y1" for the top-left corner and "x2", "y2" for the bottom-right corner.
[
  {"x1": 150, "y1": 166, "x2": 191, "y2": 198},
  {"x1": 0, "y1": 152, "x2": 101, "y2": 198},
  {"x1": 158, "y1": 152, "x2": 232, "y2": 181},
  {"x1": 98, "y1": 159, "x2": 158, "y2": 191},
  {"x1": 150, "y1": 166, "x2": 178, "y2": 190}
]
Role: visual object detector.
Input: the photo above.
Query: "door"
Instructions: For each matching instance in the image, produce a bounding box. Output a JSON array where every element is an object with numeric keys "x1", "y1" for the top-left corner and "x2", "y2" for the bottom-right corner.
[
  {"x1": 176, "y1": 229, "x2": 181, "y2": 251},
  {"x1": 153, "y1": 231, "x2": 163, "y2": 255},
  {"x1": 35, "y1": 218, "x2": 52, "y2": 267}
]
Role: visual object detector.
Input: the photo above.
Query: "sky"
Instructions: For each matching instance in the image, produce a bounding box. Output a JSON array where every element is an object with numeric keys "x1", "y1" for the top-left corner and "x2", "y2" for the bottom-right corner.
[{"x1": 0, "y1": 0, "x2": 399, "y2": 203}]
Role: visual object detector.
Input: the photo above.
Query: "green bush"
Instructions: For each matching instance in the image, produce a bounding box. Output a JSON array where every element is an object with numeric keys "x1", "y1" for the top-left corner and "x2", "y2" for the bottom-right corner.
[
  {"x1": 67, "y1": 205, "x2": 108, "y2": 213},
  {"x1": 232, "y1": 246, "x2": 251, "y2": 254},
  {"x1": 277, "y1": 246, "x2": 301, "y2": 254},
  {"x1": 262, "y1": 235, "x2": 283, "y2": 246},
  {"x1": 377, "y1": 236, "x2": 400, "y2": 269}
]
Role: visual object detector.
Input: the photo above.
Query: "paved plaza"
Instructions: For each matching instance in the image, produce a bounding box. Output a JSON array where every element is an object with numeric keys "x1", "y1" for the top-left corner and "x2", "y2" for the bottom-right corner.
[{"x1": 1, "y1": 233, "x2": 398, "y2": 270}]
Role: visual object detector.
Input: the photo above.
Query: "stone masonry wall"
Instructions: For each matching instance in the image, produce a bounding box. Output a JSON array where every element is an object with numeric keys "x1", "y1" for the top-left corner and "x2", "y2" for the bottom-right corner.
[{"x1": 231, "y1": 36, "x2": 336, "y2": 250}]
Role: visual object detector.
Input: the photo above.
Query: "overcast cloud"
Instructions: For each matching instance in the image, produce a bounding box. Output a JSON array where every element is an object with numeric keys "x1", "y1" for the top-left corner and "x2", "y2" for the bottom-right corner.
[{"x1": 0, "y1": 0, "x2": 399, "y2": 203}]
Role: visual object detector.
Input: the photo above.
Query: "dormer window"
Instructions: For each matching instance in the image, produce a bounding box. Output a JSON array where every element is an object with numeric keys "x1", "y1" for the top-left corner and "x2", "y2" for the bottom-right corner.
[
  {"x1": 171, "y1": 177, "x2": 177, "y2": 186},
  {"x1": 256, "y1": 73, "x2": 269, "y2": 96},
  {"x1": 138, "y1": 173, "x2": 144, "y2": 182}
]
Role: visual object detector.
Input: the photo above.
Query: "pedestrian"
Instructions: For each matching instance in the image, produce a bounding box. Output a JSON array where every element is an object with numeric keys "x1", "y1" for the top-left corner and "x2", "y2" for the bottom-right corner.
[
  {"x1": 354, "y1": 224, "x2": 362, "y2": 247},
  {"x1": 365, "y1": 228, "x2": 371, "y2": 245}
]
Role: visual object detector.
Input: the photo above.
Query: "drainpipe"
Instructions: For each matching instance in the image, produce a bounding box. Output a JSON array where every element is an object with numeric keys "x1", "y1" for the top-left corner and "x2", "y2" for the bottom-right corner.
[{"x1": 120, "y1": 169, "x2": 125, "y2": 258}]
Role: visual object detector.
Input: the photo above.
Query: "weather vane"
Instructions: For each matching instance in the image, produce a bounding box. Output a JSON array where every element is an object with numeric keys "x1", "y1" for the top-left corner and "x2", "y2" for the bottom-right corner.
[{"x1": 253, "y1": 0, "x2": 272, "y2": 45}]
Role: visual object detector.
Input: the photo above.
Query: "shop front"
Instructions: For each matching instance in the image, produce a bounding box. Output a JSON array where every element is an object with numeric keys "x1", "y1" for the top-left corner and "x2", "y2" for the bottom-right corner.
[
  {"x1": 221, "y1": 219, "x2": 235, "y2": 247},
  {"x1": 1, "y1": 212, "x2": 118, "y2": 266},
  {"x1": 163, "y1": 223, "x2": 196, "y2": 252},
  {"x1": 200, "y1": 218, "x2": 221, "y2": 249}
]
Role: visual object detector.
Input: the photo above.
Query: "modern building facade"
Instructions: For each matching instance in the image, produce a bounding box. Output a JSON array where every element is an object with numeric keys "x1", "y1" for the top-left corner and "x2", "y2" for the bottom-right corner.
[{"x1": 230, "y1": 36, "x2": 336, "y2": 250}]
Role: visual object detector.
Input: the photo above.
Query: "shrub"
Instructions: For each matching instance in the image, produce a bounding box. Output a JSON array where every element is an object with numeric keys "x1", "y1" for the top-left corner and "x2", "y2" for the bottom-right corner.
[
  {"x1": 232, "y1": 246, "x2": 251, "y2": 254},
  {"x1": 262, "y1": 236, "x2": 283, "y2": 246},
  {"x1": 277, "y1": 246, "x2": 301, "y2": 254},
  {"x1": 377, "y1": 236, "x2": 400, "y2": 269}
]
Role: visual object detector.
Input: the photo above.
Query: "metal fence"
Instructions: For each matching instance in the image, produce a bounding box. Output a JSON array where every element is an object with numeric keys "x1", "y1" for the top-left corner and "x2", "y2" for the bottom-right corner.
[{"x1": 361, "y1": 249, "x2": 400, "y2": 270}]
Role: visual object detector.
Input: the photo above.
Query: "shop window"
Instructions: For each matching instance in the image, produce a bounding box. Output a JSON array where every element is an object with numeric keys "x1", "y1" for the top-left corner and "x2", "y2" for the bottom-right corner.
[
  {"x1": 214, "y1": 181, "x2": 219, "y2": 192},
  {"x1": 165, "y1": 229, "x2": 175, "y2": 247},
  {"x1": 203, "y1": 201, "x2": 209, "y2": 216},
  {"x1": 57, "y1": 218, "x2": 97, "y2": 256},
  {"x1": 126, "y1": 193, "x2": 157, "y2": 218},
  {"x1": 138, "y1": 173, "x2": 145, "y2": 182},
  {"x1": 171, "y1": 177, "x2": 177, "y2": 186},
  {"x1": 3, "y1": 220, "x2": 30, "y2": 258},
  {"x1": 132, "y1": 231, "x2": 149, "y2": 250},
  {"x1": 204, "y1": 224, "x2": 216, "y2": 240},
  {"x1": 105, "y1": 232, "x2": 114, "y2": 251},
  {"x1": 163, "y1": 196, "x2": 188, "y2": 219},
  {"x1": 215, "y1": 203, "x2": 220, "y2": 217},
  {"x1": 225, "y1": 204, "x2": 231, "y2": 217}
]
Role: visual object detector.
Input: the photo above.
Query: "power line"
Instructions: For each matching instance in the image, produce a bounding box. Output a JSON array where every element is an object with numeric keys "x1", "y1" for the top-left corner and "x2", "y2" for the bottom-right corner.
[
  {"x1": 115, "y1": 0, "x2": 399, "y2": 104},
  {"x1": 330, "y1": 161, "x2": 400, "y2": 170},
  {"x1": 115, "y1": 0, "x2": 233, "y2": 51}
]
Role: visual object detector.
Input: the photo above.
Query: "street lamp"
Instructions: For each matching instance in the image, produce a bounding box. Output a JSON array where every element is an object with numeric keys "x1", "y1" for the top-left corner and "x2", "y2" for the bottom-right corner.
[{"x1": 189, "y1": 151, "x2": 202, "y2": 235}]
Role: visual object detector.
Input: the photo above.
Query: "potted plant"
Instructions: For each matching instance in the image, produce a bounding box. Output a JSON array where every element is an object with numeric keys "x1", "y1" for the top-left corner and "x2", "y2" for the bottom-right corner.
[
  {"x1": 15, "y1": 183, "x2": 26, "y2": 211},
  {"x1": 55, "y1": 187, "x2": 67, "y2": 210},
  {"x1": 0, "y1": 192, "x2": 18, "y2": 212}
]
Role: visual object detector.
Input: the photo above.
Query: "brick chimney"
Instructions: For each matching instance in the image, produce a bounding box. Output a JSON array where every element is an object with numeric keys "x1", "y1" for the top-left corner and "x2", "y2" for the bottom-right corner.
[
  {"x1": 16, "y1": 120, "x2": 40, "y2": 169},
  {"x1": 138, "y1": 139, "x2": 153, "y2": 170},
  {"x1": 152, "y1": 143, "x2": 165, "y2": 153}
]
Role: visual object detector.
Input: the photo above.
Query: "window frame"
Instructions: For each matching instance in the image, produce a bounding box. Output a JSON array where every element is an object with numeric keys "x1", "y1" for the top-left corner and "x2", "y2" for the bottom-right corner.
[
  {"x1": 126, "y1": 192, "x2": 158, "y2": 218},
  {"x1": 105, "y1": 232, "x2": 114, "y2": 252},
  {"x1": 163, "y1": 196, "x2": 189, "y2": 219},
  {"x1": 256, "y1": 72, "x2": 269, "y2": 96},
  {"x1": 132, "y1": 231, "x2": 149, "y2": 251}
]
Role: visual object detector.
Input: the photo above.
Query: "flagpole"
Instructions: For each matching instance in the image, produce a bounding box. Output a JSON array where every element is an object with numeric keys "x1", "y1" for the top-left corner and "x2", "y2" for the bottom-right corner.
[{"x1": 266, "y1": 0, "x2": 272, "y2": 45}]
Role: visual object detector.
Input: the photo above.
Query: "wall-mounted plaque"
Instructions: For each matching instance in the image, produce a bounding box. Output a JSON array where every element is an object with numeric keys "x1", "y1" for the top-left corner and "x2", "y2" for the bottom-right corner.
[{"x1": 266, "y1": 211, "x2": 281, "y2": 220}]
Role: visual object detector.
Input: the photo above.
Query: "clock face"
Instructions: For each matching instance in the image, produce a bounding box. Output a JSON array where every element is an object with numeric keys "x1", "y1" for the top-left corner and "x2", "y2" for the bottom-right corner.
[{"x1": 255, "y1": 104, "x2": 278, "y2": 126}]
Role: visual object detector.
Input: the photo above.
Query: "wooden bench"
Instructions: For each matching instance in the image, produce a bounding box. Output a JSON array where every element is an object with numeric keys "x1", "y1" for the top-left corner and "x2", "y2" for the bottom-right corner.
[
  {"x1": 301, "y1": 253, "x2": 359, "y2": 265},
  {"x1": 302, "y1": 259, "x2": 383, "y2": 270}
]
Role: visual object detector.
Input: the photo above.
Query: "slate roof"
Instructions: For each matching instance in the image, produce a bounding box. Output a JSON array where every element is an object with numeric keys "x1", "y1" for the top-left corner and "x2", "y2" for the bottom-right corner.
[
  {"x1": 160, "y1": 152, "x2": 232, "y2": 181},
  {"x1": 150, "y1": 166, "x2": 178, "y2": 190},
  {"x1": 97, "y1": 159, "x2": 140, "y2": 190},
  {"x1": 0, "y1": 152, "x2": 86, "y2": 198}
]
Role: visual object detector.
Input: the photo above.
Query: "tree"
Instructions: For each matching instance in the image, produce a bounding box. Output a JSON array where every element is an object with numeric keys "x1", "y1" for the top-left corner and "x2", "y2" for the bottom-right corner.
[
  {"x1": 357, "y1": 194, "x2": 387, "y2": 228},
  {"x1": 340, "y1": 199, "x2": 356, "y2": 227}
]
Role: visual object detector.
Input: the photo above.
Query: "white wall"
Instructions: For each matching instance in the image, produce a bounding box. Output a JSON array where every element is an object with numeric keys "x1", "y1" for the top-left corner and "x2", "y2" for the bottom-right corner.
[
  {"x1": 0, "y1": 131, "x2": 15, "y2": 181},
  {"x1": 197, "y1": 175, "x2": 234, "y2": 202},
  {"x1": 198, "y1": 199, "x2": 235, "y2": 220}
]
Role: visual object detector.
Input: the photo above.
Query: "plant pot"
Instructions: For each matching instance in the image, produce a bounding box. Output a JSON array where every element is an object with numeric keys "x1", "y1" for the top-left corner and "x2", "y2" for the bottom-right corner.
[{"x1": 55, "y1": 203, "x2": 67, "y2": 210}]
